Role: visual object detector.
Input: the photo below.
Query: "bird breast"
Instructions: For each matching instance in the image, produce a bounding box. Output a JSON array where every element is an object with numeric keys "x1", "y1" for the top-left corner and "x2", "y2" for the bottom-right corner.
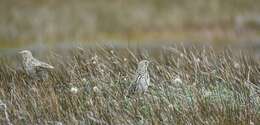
[{"x1": 136, "y1": 73, "x2": 149, "y2": 87}]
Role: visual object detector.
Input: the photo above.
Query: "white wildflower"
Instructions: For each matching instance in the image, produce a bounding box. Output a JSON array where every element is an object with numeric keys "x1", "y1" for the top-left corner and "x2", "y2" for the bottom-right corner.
[
  {"x1": 70, "y1": 87, "x2": 79, "y2": 94},
  {"x1": 173, "y1": 77, "x2": 182, "y2": 84},
  {"x1": 93, "y1": 86, "x2": 100, "y2": 93},
  {"x1": 91, "y1": 55, "x2": 98, "y2": 60},
  {"x1": 91, "y1": 55, "x2": 98, "y2": 64},
  {"x1": 123, "y1": 58, "x2": 127, "y2": 62},
  {"x1": 82, "y1": 78, "x2": 87, "y2": 83},
  {"x1": 180, "y1": 53, "x2": 184, "y2": 57},
  {"x1": 234, "y1": 62, "x2": 240, "y2": 69}
]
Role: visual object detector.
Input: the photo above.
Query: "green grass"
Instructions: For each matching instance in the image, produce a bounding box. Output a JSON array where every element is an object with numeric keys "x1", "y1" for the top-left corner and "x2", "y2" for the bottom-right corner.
[{"x1": 0, "y1": 45, "x2": 259, "y2": 124}]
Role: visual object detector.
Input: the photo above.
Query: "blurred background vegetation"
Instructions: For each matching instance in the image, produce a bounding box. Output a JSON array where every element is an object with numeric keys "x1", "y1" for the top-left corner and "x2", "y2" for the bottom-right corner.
[{"x1": 0, "y1": 0, "x2": 260, "y2": 49}]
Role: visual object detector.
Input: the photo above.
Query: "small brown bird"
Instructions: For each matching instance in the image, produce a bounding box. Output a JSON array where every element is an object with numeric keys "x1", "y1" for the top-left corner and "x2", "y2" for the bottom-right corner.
[
  {"x1": 19, "y1": 50, "x2": 54, "y2": 80},
  {"x1": 128, "y1": 60, "x2": 150, "y2": 96}
]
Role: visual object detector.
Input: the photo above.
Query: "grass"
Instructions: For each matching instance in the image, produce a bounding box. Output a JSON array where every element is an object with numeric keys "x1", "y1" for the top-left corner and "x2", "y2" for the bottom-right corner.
[{"x1": 0, "y1": 44, "x2": 259, "y2": 125}]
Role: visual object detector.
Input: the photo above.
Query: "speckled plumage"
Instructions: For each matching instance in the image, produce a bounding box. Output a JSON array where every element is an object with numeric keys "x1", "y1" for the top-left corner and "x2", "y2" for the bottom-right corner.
[
  {"x1": 19, "y1": 50, "x2": 54, "y2": 80},
  {"x1": 128, "y1": 60, "x2": 150, "y2": 96}
]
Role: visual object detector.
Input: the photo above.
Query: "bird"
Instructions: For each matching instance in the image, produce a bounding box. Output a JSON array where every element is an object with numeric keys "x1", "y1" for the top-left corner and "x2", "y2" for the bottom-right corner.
[
  {"x1": 19, "y1": 50, "x2": 54, "y2": 80},
  {"x1": 128, "y1": 60, "x2": 150, "y2": 96}
]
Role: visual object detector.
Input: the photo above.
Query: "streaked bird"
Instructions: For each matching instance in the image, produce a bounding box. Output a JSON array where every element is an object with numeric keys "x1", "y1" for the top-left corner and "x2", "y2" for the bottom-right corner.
[
  {"x1": 128, "y1": 60, "x2": 150, "y2": 96},
  {"x1": 19, "y1": 50, "x2": 54, "y2": 80}
]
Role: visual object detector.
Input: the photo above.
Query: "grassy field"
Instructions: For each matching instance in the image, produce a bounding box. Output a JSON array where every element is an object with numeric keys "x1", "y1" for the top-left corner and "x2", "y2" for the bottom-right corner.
[{"x1": 0, "y1": 45, "x2": 259, "y2": 125}]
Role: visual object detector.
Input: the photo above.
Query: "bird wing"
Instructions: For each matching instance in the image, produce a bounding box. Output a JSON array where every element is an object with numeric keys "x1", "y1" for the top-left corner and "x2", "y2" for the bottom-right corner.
[
  {"x1": 128, "y1": 74, "x2": 142, "y2": 95},
  {"x1": 128, "y1": 83, "x2": 137, "y2": 96},
  {"x1": 32, "y1": 59, "x2": 54, "y2": 69}
]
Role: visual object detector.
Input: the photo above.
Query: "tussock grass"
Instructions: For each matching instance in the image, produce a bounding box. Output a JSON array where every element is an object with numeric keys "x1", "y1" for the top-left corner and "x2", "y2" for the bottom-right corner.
[{"x1": 0, "y1": 45, "x2": 260, "y2": 125}]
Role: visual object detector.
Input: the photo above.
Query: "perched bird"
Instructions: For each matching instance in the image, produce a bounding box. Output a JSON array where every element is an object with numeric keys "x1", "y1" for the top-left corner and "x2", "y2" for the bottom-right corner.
[
  {"x1": 128, "y1": 60, "x2": 150, "y2": 96},
  {"x1": 19, "y1": 50, "x2": 54, "y2": 80}
]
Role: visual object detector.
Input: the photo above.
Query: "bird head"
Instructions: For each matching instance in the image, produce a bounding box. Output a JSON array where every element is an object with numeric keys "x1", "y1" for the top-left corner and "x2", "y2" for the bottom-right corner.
[
  {"x1": 19, "y1": 50, "x2": 33, "y2": 59},
  {"x1": 137, "y1": 60, "x2": 150, "y2": 73}
]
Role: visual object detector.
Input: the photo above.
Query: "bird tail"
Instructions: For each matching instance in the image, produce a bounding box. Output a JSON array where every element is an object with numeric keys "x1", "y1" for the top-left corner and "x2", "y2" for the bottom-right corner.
[{"x1": 41, "y1": 63, "x2": 54, "y2": 69}]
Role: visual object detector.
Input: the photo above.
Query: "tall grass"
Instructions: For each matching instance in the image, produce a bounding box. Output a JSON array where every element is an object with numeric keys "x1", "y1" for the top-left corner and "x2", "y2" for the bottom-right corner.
[{"x1": 0, "y1": 45, "x2": 260, "y2": 124}]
